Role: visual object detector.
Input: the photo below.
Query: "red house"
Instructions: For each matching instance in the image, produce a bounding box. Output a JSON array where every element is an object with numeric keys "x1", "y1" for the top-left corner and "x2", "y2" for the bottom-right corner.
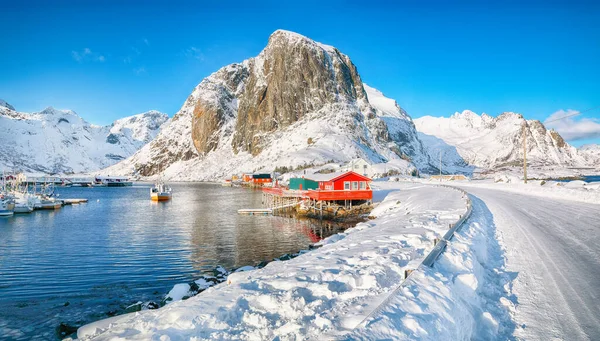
[{"x1": 303, "y1": 171, "x2": 372, "y2": 202}]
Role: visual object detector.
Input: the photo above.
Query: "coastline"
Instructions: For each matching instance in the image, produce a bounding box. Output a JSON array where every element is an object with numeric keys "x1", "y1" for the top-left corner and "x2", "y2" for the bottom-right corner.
[{"x1": 75, "y1": 182, "x2": 468, "y2": 340}]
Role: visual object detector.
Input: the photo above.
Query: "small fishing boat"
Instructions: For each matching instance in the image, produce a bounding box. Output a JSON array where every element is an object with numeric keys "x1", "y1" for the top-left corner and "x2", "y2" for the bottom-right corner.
[
  {"x1": 0, "y1": 199, "x2": 14, "y2": 216},
  {"x1": 221, "y1": 179, "x2": 233, "y2": 187},
  {"x1": 14, "y1": 193, "x2": 35, "y2": 213},
  {"x1": 151, "y1": 181, "x2": 172, "y2": 201},
  {"x1": 39, "y1": 197, "x2": 62, "y2": 209}
]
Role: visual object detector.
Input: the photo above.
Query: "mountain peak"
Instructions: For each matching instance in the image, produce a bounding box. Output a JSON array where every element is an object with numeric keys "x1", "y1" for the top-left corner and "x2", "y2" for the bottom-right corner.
[
  {"x1": 40, "y1": 106, "x2": 79, "y2": 117},
  {"x1": 0, "y1": 99, "x2": 15, "y2": 111},
  {"x1": 267, "y1": 29, "x2": 336, "y2": 53}
]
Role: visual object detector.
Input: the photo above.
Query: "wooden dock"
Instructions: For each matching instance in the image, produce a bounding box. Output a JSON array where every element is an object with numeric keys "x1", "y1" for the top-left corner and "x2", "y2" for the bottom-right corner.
[
  {"x1": 62, "y1": 198, "x2": 89, "y2": 205},
  {"x1": 238, "y1": 208, "x2": 273, "y2": 215}
]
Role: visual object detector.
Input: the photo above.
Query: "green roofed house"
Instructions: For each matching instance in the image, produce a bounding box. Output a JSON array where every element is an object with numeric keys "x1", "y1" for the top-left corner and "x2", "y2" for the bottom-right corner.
[{"x1": 289, "y1": 178, "x2": 319, "y2": 190}]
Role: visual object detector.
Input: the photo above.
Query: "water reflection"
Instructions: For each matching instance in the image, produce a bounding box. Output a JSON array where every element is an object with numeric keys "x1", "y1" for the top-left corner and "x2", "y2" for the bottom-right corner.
[{"x1": 0, "y1": 183, "x2": 350, "y2": 340}]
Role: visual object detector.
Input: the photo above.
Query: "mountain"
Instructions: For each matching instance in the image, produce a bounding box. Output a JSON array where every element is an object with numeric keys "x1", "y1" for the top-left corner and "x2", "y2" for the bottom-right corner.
[
  {"x1": 414, "y1": 110, "x2": 587, "y2": 170},
  {"x1": 105, "y1": 30, "x2": 435, "y2": 180},
  {"x1": 0, "y1": 101, "x2": 168, "y2": 174},
  {"x1": 579, "y1": 144, "x2": 600, "y2": 165},
  {"x1": 0, "y1": 99, "x2": 15, "y2": 111}
]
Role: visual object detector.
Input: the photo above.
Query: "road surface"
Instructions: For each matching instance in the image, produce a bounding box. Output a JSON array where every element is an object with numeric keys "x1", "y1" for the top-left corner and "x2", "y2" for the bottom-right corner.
[{"x1": 459, "y1": 186, "x2": 600, "y2": 340}]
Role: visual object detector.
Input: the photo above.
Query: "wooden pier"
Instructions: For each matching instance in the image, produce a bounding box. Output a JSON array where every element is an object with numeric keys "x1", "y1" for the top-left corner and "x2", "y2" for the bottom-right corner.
[
  {"x1": 238, "y1": 208, "x2": 273, "y2": 215},
  {"x1": 61, "y1": 198, "x2": 89, "y2": 205}
]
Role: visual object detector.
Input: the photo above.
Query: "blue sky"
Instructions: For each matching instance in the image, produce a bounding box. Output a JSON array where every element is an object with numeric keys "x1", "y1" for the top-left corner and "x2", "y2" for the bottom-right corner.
[{"x1": 1, "y1": 0, "x2": 599, "y2": 146}]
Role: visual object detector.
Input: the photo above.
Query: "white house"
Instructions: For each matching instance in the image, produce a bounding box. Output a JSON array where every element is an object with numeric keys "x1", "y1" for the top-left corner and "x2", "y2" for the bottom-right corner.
[{"x1": 342, "y1": 158, "x2": 374, "y2": 177}]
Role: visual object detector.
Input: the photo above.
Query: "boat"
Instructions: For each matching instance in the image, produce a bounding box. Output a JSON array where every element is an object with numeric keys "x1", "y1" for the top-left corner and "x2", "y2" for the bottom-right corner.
[
  {"x1": 0, "y1": 199, "x2": 14, "y2": 216},
  {"x1": 221, "y1": 179, "x2": 233, "y2": 187},
  {"x1": 39, "y1": 197, "x2": 62, "y2": 209},
  {"x1": 95, "y1": 177, "x2": 133, "y2": 187},
  {"x1": 150, "y1": 181, "x2": 172, "y2": 201},
  {"x1": 13, "y1": 193, "x2": 35, "y2": 213}
]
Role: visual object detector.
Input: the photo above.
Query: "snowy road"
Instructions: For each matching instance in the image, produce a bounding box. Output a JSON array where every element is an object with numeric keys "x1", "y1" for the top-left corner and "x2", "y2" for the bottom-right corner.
[{"x1": 459, "y1": 186, "x2": 600, "y2": 340}]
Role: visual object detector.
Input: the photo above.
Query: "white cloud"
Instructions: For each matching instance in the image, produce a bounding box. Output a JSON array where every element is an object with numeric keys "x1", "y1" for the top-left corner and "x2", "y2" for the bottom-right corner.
[
  {"x1": 544, "y1": 109, "x2": 600, "y2": 141},
  {"x1": 71, "y1": 48, "x2": 105, "y2": 63},
  {"x1": 143, "y1": 38, "x2": 149, "y2": 46},
  {"x1": 183, "y1": 46, "x2": 204, "y2": 61},
  {"x1": 133, "y1": 67, "x2": 146, "y2": 75}
]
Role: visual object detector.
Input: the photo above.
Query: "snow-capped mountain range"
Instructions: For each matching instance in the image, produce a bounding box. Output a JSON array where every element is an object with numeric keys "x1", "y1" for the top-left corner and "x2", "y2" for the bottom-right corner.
[
  {"x1": 103, "y1": 30, "x2": 435, "y2": 180},
  {"x1": 414, "y1": 110, "x2": 588, "y2": 170},
  {"x1": 0, "y1": 101, "x2": 168, "y2": 174},
  {"x1": 579, "y1": 144, "x2": 600, "y2": 165},
  {"x1": 3, "y1": 30, "x2": 594, "y2": 179}
]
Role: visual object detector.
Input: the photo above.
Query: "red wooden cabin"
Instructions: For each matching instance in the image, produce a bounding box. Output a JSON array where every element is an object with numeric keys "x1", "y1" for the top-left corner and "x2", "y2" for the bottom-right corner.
[{"x1": 304, "y1": 171, "x2": 372, "y2": 201}]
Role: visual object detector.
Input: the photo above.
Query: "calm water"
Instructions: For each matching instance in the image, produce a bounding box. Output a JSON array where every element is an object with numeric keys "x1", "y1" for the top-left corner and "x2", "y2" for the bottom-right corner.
[
  {"x1": 555, "y1": 175, "x2": 600, "y2": 183},
  {"x1": 0, "y1": 183, "x2": 345, "y2": 340}
]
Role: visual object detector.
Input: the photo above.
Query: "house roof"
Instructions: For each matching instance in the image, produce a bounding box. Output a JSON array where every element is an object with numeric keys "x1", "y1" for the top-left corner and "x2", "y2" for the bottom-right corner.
[{"x1": 304, "y1": 171, "x2": 371, "y2": 182}]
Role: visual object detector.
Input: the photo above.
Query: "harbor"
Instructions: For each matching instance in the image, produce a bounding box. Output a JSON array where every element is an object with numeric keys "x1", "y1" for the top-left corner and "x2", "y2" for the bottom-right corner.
[{"x1": 0, "y1": 182, "x2": 352, "y2": 340}]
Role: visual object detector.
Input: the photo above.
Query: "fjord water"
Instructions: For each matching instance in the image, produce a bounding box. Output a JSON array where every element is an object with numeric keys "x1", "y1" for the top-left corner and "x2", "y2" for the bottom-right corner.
[{"x1": 0, "y1": 183, "x2": 343, "y2": 340}]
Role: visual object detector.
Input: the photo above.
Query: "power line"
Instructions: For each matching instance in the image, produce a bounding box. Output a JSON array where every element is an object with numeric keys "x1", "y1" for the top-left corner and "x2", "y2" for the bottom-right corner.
[{"x1": 544, "y1": 105, "x2": 600, "y2": 124}]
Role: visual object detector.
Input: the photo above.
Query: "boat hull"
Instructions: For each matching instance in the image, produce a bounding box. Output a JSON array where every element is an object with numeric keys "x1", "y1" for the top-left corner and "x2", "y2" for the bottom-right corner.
[
  {"x1": 151, "y1": 193, "x2": 172, "y2": 201},
  {"x1": 0, "y1": 210, "x2": 13, "y2": 216},
  {"x1": 106, "y1": 182, "x2": 133, "y2": 187},
  {"x1": 40, "y1": 202, "x2": 62, "y2": 209},
  {"x1": 14, "y1": 206, "x2": 34, "y2": 213}
]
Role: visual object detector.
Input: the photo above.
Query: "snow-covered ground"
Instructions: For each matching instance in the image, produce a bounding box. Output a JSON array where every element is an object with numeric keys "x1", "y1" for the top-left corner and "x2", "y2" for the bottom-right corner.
[
  {"x1": 349, "y1": 193, "x2": 515, "y2": 340},
  {"x1": 453, "y1": 186, "x2": 600, "y2": 340},
  {"x1": 76, "y1": 183, "x2": 468, "y2": 340}
]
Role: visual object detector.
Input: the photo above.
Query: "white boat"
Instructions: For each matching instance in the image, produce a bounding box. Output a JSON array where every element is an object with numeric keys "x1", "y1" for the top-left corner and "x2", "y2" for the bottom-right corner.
[
  {"x1": 221, "y1": 179, "x2": 233, "y2": 187},
  {"x1": 0, "y1": 199, "x2": 14, "y2": 216},
  {"x1": 150, "y1": 181, "x2": 172, "y2": 201},
  {"x1": 39, "y1": 197, "x2": 62, "y2": 209},
  {"x1": 95, "y1": 177, "x2": 133, "y2": 187},
  {"x1": 13, "y1": 193, "x2": 35, "y2": 213}
]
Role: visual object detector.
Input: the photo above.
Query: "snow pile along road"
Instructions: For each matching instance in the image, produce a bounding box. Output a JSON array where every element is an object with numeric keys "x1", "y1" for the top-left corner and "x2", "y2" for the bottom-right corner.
[
  {"x1": 348, "y1": 195, "x2": 516, "y2": 340},
  {"x1": 77, "y1": 183, "x2": 466, "y2": 340},
  {"x1": 441, "y1": 178, "x2": 600, "y2": 205}
]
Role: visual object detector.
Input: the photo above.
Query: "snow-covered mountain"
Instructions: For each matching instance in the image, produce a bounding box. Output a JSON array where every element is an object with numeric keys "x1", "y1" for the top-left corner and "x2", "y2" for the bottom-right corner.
[
  {"x1": 105, "y1": 30, "x2": 436, "y2": 180},
  {"x1": 579, "y1": 144, "x2": 600, "y2": 165},
  {"x1": 414, "y1": 110, "x2": 587, "y2": 169},
  {"x1": 0, "y1": 100, "x2": 168, "y2": 174}
]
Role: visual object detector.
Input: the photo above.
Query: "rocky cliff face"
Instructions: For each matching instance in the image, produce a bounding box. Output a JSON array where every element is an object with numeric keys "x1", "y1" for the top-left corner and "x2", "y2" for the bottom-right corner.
[
  {"x1": 231, "y1": 31, "x2": 372, "y2": 155},
  {"x1": 106, "y1": 30, "x2": 435, "y2": 180},
  {"x1": 414, "y1": 110, "x2": 587, "y2": 169},
  {"x1": 0, "y1": 101, "x2": 168, "y2": 174}
]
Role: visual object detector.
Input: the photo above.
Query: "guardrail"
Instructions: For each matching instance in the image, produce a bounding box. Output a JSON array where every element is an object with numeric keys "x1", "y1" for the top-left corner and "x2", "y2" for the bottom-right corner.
[
  {"x1": 422, "y1": 185, "x2": 472, "y2": 266},
  {"x1": 346, "y1": 185, "x2": 473, "y2": 334}
]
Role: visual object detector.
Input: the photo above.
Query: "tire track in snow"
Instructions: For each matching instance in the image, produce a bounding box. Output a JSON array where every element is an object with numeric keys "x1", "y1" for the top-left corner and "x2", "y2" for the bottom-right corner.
[{"x1": 460, "y1": 187, "x2": 600, "y2": 341}]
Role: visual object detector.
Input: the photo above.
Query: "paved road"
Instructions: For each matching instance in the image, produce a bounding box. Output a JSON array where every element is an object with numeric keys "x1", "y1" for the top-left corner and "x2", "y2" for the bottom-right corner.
[{"x1": 459, "y1": 186, "x2": 600, "y2": 341}]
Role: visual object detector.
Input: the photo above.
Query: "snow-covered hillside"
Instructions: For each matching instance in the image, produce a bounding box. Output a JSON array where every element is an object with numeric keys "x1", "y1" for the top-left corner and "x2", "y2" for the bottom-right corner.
[
  {"x1": 579, "y1": 144, "x2": 600, "y2": 166},
  {"x1": 414, "y1": 110, "x2": 587, "y2": 169},
  {"x1": 0, "y1": 100, "x2": 168, "y2": 174},
  {"x1": 105, "y1": 30, "x2": 435, "y2": 180}
]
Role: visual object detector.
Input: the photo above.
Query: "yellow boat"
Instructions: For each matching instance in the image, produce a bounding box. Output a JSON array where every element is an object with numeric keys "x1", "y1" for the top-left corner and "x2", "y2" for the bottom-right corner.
[{"x1": 150, "y1": 181, "x2": 172, "y2": 201}]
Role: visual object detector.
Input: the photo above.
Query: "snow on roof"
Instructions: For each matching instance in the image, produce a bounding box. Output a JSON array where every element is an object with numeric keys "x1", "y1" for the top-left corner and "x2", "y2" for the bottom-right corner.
[{"x1": 304, "y1": 171, "x2": 371, "y2": 182}]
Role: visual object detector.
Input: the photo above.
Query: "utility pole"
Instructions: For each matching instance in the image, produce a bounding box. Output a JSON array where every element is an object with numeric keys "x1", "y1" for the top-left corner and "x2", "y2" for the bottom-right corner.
[{"x1": 523, "y1": 122, "x2": 527, "y2": 184}]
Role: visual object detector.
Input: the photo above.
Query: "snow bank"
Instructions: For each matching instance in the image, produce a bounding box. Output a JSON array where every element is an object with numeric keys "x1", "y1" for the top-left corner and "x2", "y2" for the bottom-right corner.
[
  {"x1": 448, "y1": 178, "x2": 600, "y2": 205},
  {"x1": 348, "y1": 195, "x2": 516, "y2": 340},
  {"x1": 77, "y1": 183, "x2": 467, "y2": 340}
]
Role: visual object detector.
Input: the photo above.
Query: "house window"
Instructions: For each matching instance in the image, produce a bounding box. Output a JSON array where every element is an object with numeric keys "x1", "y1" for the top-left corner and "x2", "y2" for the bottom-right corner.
[
  {"x1": 344, "y1": 181, "x2": 350, "y2": 190},
  {"x1": 359, "y1": 181, "x2": 366, "y2": 190},
  {"x1": 352, "y1": 181, "x2": 358, "y2": 190}
]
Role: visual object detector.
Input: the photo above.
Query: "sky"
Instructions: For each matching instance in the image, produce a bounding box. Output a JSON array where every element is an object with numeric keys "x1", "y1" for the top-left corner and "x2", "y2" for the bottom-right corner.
[{"x1": 1, "y1": 0, "x2": 599, "y2": 146}]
